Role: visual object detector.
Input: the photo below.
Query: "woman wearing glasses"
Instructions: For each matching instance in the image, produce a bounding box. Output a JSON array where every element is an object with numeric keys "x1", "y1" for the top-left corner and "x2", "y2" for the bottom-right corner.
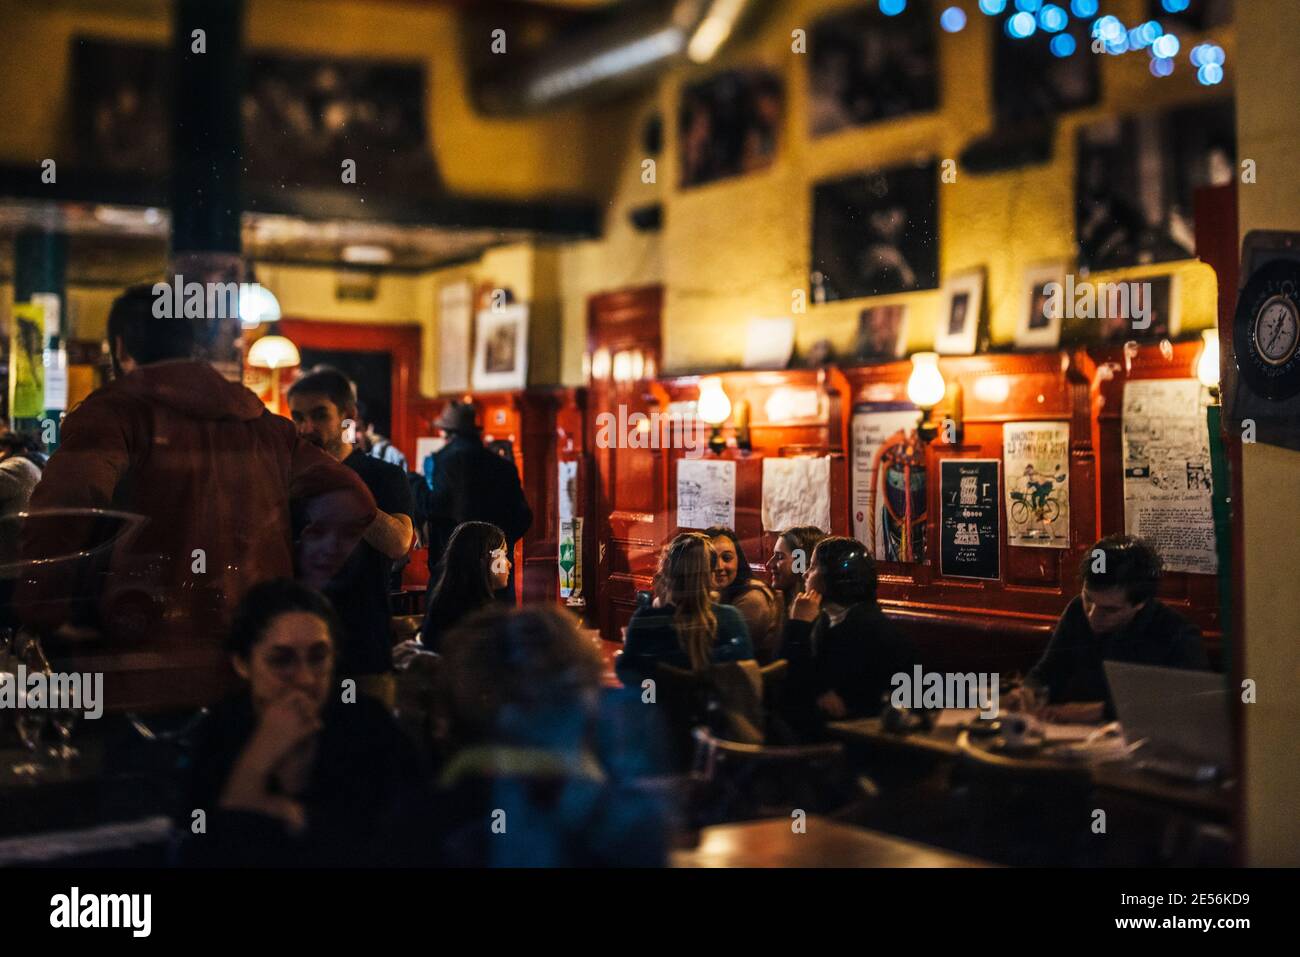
[{"x1": 180, "y1": 579, "x2": 421, "y2": 866}]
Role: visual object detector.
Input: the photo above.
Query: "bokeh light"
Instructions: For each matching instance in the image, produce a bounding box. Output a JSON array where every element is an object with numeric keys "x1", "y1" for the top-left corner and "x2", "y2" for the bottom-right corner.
[
  {"x1": 1197, "y1": 63, "x2": 1224, "y2": 85},
  {"x1": 1070, "y1": 0, "x2": 1098, "y2": 16},
  {"x1": 1050, "y1": 33, "x2": 1077, "y2": 57},
  {"x1": 1152, "y1": 34, "x2": 1180, "y2": 59},
  {"x1": 1039, "y1": 4, "x2": 1068, "y2": 32},
  {"x1": 879, "y1": 0, "x2": 907, "y2": 15},
  {"x1": 1007, "y1": 11, "x2": 1037, "y2": 37},
  {"x1": 980, "y1": 0, "x2": 1008, "y2": 14},
  {"x1": 1150, "y1": 57, "x2": 1175, "y2": 78},
  {"x1": 940, "y1": 6, "x2": 968, "y2": 32}
]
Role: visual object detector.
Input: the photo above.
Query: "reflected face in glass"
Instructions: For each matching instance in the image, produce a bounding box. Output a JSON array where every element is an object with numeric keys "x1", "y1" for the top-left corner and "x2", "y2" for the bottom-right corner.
[
  {"x1": 489, "y1": 547, "x2": 512, "y2": 590},
  {"x1": 710, "y1": 536, "x2": 739, "y2": 589},
  {"x1": 235, "y1": 611, "x2": 335, "y2": 714},
  {"x1": 1081, "y1": 584, "x2": 1143, "y2": 636},
  {"x1": 288, "y1": 392, "x2": 349, "y2": 457}
]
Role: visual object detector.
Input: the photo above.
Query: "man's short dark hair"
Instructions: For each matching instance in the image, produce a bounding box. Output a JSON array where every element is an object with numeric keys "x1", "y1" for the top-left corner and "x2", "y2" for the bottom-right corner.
[
  {"x1": 287, "y1": 366, "x2": 356, "y2": 415},
  {"x1": 812, "y1": 535, "x2": 878, "y2": 606},
  {"x1": 107, "y1": 284, "x2": 195, "y2": 365},
  {"x1": 227, "y1": 579, "x2": 343, "y2": 660},
  {"x1": 1080, "y1": 534, "x2": 1162, "y2": 606}
]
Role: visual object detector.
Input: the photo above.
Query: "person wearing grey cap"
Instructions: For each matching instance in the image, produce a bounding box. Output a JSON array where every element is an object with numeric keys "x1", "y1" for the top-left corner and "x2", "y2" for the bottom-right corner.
[{"x1": 426, "y1": 400, "x2": 532, "y2": 604}]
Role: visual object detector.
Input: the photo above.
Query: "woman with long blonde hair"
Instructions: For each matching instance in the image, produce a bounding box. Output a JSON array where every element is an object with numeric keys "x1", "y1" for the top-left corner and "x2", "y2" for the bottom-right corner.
[{"x1": 616, "y1": 532, "x2": 754, "y2": 685}]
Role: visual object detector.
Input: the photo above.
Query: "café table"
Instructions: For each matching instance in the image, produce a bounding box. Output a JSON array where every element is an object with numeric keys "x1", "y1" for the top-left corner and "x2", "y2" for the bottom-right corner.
[{"x1": 672, "y1": 816, "x2": 992, "y2": 868}]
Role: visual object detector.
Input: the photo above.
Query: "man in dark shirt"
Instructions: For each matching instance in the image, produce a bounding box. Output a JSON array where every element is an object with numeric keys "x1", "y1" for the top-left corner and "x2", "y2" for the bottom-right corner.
[
  {"x1": 1026, "y1": 534, "x2": 1208, "y2": 722},
  {"x1": 426, "y1": 401, "x2": 532, "y2": 604},
  {"x1": 288, "y1": 369, "x2": 414, "y2": 708}
]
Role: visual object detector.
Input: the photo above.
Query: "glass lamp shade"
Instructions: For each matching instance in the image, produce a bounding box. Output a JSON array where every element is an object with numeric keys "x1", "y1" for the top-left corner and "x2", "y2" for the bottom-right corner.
[
  {"x1": 697, "y1": 377, "x2": 732, "y2": 425},
  {"x1": 907, "y1": 352, "x2": 947, "y2": 410},
  {"x1": 247, "y1": 334, "x2": 300, "y2": 370},
  {"x1": 238, "y1": 283, "x2": 282, "y2": 328}
]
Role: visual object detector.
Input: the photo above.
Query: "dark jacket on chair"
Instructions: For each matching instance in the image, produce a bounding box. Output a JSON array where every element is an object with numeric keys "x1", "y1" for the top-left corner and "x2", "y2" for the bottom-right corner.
[
  {"x1": 615, "y1": 603, "x2": 754, "y2": 687},
  {"x1": 780, "y1": 601, "x2": 918, "y2": 737}
]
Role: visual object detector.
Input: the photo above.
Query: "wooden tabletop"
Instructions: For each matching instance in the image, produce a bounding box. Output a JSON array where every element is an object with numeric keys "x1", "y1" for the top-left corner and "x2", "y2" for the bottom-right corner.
[{"x1": 672, "y1": 816, "x2": 992, "y2": 868}]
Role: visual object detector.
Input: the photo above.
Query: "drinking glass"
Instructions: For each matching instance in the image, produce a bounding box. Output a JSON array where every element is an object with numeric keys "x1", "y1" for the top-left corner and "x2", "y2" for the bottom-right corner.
[{"x1": 11, "y1": 691, "x2": 49, "y2": 777}]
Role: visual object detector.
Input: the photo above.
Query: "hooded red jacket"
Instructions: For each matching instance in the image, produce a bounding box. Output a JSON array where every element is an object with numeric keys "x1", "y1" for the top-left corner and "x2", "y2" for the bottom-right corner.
[{"x1": 16, "y1": 360, "x2": 376, "y2": 711}]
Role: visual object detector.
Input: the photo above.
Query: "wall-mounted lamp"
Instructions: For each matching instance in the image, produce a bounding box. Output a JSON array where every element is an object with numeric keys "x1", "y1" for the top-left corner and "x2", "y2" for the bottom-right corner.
[
  {"x1": 247, "y1": 333, "x2": 300, "y2": 416},
  {"x1": 1196, "y1": 328, "x2": 1221, "y2": 398},
  {"x1": 907, "y1": 352, "x2": 947, "y2": 443},
  {"x1": 697, "y1": 376, "x2": 732, "y2": 455},
  {"x1": 239, "y1": 283, "x2": 282, "y2": 329}
]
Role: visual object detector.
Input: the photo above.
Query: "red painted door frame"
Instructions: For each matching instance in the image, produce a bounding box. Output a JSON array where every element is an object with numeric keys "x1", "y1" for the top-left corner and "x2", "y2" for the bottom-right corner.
[{"x1": 278, "y1": 319, "x2": 423, "y2": 462}]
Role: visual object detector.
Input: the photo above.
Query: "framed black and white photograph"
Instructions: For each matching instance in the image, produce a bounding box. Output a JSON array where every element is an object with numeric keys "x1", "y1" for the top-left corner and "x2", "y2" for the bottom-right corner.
[
  {"x1": 935, "y1": 270, "x2": 985, "y2": 355},
  {"x1": 1016, "y1": 262, "x2": 1067, "y2": 350},
  {"x1": 992, "y1": 11, "x2": 1098, "y2": 124},
  {"x1": 679, "y1": 69, "x2": 783, "y2": 188},
  {"x1": 1147, "y1": 0, "x2": 1234, "y2": 32},
  {"x1": 1076, "y1": 101, "x2": 1236, "y2": 272},
  {"x1": 808, "y1": 0, "x2": 937, "y2": 137},
  {"x1": 472, "y1": 304, "x2": 529, "y2": 392},
  {"x1": 854, "y1": 305, "x2": 908, "y2": 361},
  {"x1": 811, "y1": 160, "x2": 939, "y2": 303}
]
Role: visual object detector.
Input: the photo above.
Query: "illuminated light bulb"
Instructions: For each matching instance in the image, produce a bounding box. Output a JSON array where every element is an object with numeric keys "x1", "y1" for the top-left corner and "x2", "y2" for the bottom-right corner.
[
  {"x1": 247, "y1": 335, "x2": 299, "y2": 370},
  {"x1": 979, "y1": 0, "x2": 1007, "y2": 14},
  {"x1": 1007, "y1": 11, "x2": 1037, "y2": 37},
  {"x1": 238, "y1": 283, "x2": 281, "y2": 328},
  {"x1": 1050, "y1": 33, "x2": 1077, "y2": 57},
  {"x1": 907, "y1": 353, "x2": 946, "y2": 411},
  {"x1": 1152, "y1": 33, "x2": 1179, "y2": 59},
  {"x1": 1039, "y1": 4, "x2": 1068, "y2": 32},
  {"x1": 1197, "y1": 62, "x2": 1224, "y2": 85},
  {"x1": 1150, "y1": 56, "x2": 1175, "y2": 77},
  {"x1": 940, "y1": 6, "x2": 967, "y2": 31},
  {"x1": 696, "y1": 377, "x2": 732, "y2": 426},
  {"x1": 1196, "y1": 329, "x2": 1220, "y2": 389}
]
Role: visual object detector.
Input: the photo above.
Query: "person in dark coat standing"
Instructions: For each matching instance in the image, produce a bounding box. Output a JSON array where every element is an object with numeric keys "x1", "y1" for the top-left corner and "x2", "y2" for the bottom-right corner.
[{"x1": 426, "y1": 401, "x2": 532, "y2": 604}]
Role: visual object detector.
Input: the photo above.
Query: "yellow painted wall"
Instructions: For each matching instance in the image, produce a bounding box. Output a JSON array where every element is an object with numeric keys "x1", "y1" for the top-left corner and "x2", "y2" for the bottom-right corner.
[
  {"x1": 1235, "y1": 0, "x2": 1300, "y2": 867},
  {"x1": 0, "y1": 0, "x2": 609, "y2": 199}
]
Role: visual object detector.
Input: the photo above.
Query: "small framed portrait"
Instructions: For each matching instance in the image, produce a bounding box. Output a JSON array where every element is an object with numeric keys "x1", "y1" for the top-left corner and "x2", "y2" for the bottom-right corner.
[
  {"x1": 935, "y1": 270, "x2": 985, "y2": 355},
  {"x1": 472, "y1": 304, "x2": 529, "y2": 391},
  {"x1": 854, "y1": 304, "x2": 908, "y2": 361},
  {"x1": 1097, "y1": 274, "x2": 1181, "y2": 343},
  {"x1": 1016, "y1": 262, "x2": 1068, "y2": 350}
]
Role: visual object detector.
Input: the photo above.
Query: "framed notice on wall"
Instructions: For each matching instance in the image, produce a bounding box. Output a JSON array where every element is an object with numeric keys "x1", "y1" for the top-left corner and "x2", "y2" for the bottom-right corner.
[{"x1": 940, "y1": 459, "x2": 1000, "y2": 581}]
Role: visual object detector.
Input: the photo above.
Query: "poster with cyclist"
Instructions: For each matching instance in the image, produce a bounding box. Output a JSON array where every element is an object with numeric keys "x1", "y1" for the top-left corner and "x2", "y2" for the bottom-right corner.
[{"x1": 1003, "y1": 421, "x2": 1070, "y2": 548}]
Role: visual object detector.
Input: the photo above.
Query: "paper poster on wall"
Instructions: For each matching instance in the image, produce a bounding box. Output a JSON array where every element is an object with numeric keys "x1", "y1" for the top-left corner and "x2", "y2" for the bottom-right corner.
[
  {"x1": 940, "y1": 459, "x2": 1000, "y2": 581},
  {"x1": 1122, "y1": 378, "x2": 1217, "y2": 575},
  {"x1": 677, "y1": 458, "x2": 735, "y2": 530},
  {"x1": 762, "y1": 456, "x2": 832, "y2": 534},
  {"x1": 416, "y1": 437, "x2": 445, "y2": 488},
  {"x1": 1003, "y1": 421, "x2": 1070, "y2": 548},
  {"x1": 438, "y1": 281, "x2": 472, "y2": 393},
  {"x1": 558, "y1": 459, "x2": 578, "y2": 524},
  {"x1": 851, "y1": 405, "x2": 926, "y2": 562},
  {"x1": 9, "y1": 302, "x2": 45, "y2": 418},
  {"x1": 559, "y1": 517, "x2": 582, "y2": 600}
]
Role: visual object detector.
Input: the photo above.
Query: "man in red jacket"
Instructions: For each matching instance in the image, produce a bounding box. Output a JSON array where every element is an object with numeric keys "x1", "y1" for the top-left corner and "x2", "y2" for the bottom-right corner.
[{"x1": 16, "y1": 286, "x2": 376, "y2": 712}]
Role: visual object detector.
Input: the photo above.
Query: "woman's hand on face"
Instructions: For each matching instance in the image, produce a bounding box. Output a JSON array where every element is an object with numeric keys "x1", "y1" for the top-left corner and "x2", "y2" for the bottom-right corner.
[
  {"x1": 249, "y1": 690, "x2": 322, "y2": 766},
  {"x1": 790, "y1": 587, "x2": 823, "y2": 622}
]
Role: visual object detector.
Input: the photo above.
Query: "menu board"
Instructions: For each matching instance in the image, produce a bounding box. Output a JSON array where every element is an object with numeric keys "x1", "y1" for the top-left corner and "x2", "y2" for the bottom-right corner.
[{"x1": 940, "y1": 459, "x2": 1000, "y2": 580}]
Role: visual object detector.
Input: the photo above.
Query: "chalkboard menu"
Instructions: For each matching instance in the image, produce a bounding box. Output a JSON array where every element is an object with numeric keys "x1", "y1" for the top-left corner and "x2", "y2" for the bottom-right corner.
[{"x1": 940, "y1": 459, "x2": 1000, "y2": 580}]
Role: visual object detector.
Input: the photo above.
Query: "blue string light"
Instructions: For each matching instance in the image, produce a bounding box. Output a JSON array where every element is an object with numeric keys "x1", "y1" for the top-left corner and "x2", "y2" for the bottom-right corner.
[
  {"x1": 1197, "y1": 63, "x2": 1224, "y2": 85},
  {"x1": 1152, "y1": 33, "x2": 1180, "y2": 58},
  {"x1": 1015, "y1": 0, "x2": 1042, "y2": 12},
  {"x1": 979, "y1": 0, "x2": 1008, "y2": 15},
  {"x1": 879, "y1": 0, "x2": 907, "y2": 15},
  {"x1": 1150, "y1": 57, "x2": 1175, "y2": 78},
  {"x1": 1050, "y1": 33, "x2": 1077, "y2": 57},
  {"x1": 1094, "y1": 15, "x2": 1124, "y2": 41},
  {"x1": 1162, "y1": 0, "x2": 1191, "y2": 12},
  {"x1": 940, "y1": 6, "x2": 968, "y2": 31},
  {"x1": 1070, "y1": 0, "x2": 1098, "y2": 16},
  {"x1": 1039, "y1": 4, "x2": 1068, "y2": 32},
  {"x1": 1007, "y1": 11, "x2": 1037, "y2": 37}
]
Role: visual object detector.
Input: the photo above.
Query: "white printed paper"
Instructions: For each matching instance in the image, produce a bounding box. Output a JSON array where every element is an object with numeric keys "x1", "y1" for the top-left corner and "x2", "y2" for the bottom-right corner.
[
  {"x1": 677, "y1": 458, "x2": 735, "y2": 530},
  {"x1": 558, "y1": 460, "x2": 578, "y2": 524},
  {"x1": 437, "y1": 281, "x2": 472, "y2": 393},
  {"x1": 762, "y1": 456, "x2": 831, "y2": 534},
  {"x1": 851, "y1": 407, "x2": 922, "y2": 558},
  {"x1": 1003, "y1": 421, "x2": 1070, "y2": 548},
  {"x1": 1122, "y1": 378, "x2": 1217, "y2": 575}
]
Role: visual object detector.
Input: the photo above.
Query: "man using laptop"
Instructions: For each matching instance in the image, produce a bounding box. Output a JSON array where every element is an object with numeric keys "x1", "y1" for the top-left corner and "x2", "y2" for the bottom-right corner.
[{"x1": 1023, "y1": 535, "x2": 1208, "y2": 723}]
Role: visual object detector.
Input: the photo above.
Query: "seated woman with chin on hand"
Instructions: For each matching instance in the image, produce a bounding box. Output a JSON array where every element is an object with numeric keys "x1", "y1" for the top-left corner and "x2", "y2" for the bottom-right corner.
[
  {"x1": 778, "y1": 537, "x2": 919, "y2": 740},
  {"x1": 179, "y1": 579, "x2": 422, "y2": 866}
]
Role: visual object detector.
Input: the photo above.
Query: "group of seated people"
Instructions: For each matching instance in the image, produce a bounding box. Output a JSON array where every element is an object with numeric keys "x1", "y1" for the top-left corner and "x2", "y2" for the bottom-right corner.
[{"x1": 184, "y1": 518, "x2": 1208, "y2": 867}]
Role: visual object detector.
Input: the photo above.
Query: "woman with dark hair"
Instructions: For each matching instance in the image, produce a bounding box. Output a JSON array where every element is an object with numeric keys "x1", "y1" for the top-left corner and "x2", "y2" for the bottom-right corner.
[
  {"x1": 417, "y1": 520, "x2": 510, "y2": 653},
  {"x1": 616, "y1": 532, "x2": 753, "y2": 686},
  {"x1": 705, "y1": 526, "x2": 780, "y2": 663},
  {"x1": 385, "y1": 605, "x2": 668, "y2": 866},
  {"x1": 181, "y1": 579, "x2": 421, "y2": 866},
  {"x1": 766, "y1": 524, "x2": 826, "y2": 614},
  {"x1": 779, "y1": 536, "x2": 918, "y2": 739}
]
